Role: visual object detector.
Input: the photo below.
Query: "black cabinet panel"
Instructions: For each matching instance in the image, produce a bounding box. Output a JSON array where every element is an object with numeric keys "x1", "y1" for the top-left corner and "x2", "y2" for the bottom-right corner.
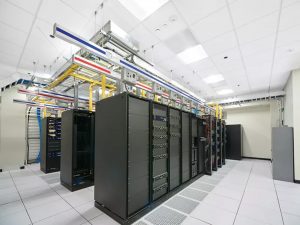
[{"x1": 226, "y1": 124, "x2": 242, "y2": 160}]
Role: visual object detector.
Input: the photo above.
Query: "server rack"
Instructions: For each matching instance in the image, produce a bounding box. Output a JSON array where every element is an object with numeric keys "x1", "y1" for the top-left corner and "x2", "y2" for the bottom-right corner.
[
  {"x1": 202, "y1": 115, "x2": 212, "y2": 175},
  {"x1": 61, "y1": 110, "x2": 95, "y2": 191},
  {"x1": 168, "y1": 107, "x2": 181, "y2": 191},
  {"x1": 211, "y1": 116, "x2": 218, "y2": 171},
  {"x1": 94, "y1": 93, "x2": 150, "y2": 221},
  {"x1": 40, "y1": 117, "x2": 61, "y2": 173},
  {"x1": 198, "y1": 118, "x2": 206, "y2": 175},
  {"x1": 151, "y1": 103, "x2": 169, "y2": 200},
  {"x1": 191, "y1": 116, "x2": 198, "y2": 177},
  {"x1": 226, "y1": 124, "x2": 243, "y2": 160},
  {"x1": 221, "y1": 120, "x2": 226, "y2": 165},
  {"x1": 216, "y1": 119, "x2": 222, "y2": 168},
  {"x1": 181, "y1": 112, "x2": 191, "y2": 183}
]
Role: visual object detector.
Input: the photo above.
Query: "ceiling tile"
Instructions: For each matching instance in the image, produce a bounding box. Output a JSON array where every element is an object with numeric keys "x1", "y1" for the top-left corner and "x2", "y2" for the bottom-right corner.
[
  {"x1": 201, "y1": 31, "x2": 237, "y2": 55},
  {"x1": 211, "y1": 48, "x2": 244, "y2": 72},
  {"x1": 188, "y1": 58, "x2": 215, "y2": 72},
  {"x1": 6, "y1": 0, "x2": 41, "y2": 14},
  {"x1": 143, "y1": 2, "x2": 187, "y2": 40},
  {"x1": 0, "y1": 22, "x2": 27, "y2": 47},
  {"x1": 269, "y1": 71, "x2": 290, "y2": 89},
  {"x1": 164, "y1": 29, "x2": 197, "y2": 53},
  {"x1": 129, "y1": 24, "x2": 160, "y2": 51},
  {"x1": 282, "y1": 0, "x2": 300, "y2": 7},
  {"x1": 279, "y1": 2, "x2": 300, "y2": 31},
  {"x1": 240, "y1": 35, "x2": 275, "y2": 56},
  {"x1": 190, "y1": 7, "x2": 233, "y2": 43},
  {"x1": 0, "y1": 0, "x2": 34, "y2": 33},
  {"x1": 172, "y1": 0, "x2": 226, "y2": 25},
  {"x1": 277, "y1": 25, "x2": 300, "y2": 47},
  {"x1": 236, "y1": 12, "x2": 278, "y2": 45},
  {"x1": 229, "y1": 0, "x2": 281, "y2": 27},
  {"x1": 141, "y1": 42, "x2": 175, "y2": 65},
  {"x1": 243, "y1": 50, "x2": 273, "y2": 67}
]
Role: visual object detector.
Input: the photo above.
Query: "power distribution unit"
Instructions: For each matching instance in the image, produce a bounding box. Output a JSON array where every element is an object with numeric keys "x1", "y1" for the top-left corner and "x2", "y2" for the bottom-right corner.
[
  {"x1": 40, "y1": 117, "x2": 61, "y2": 173},
  {"x1": 60, "y1": 110, "x2": 95, "y2": 191},
  {"x1": 94, "y1": 93, "x2": 205, "y2": 224}
]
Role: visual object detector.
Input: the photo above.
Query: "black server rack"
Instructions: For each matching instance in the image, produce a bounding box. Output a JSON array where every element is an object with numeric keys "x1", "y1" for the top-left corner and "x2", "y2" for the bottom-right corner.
[
  {"x1": 191, "y1": 116, "x2": 198, "y2": 177},
  {"x1": 151, "y1": 103, "x2": 169, "y2": 200},
  {"x1": 197, "y1": 118, "x2": 205, "y2": 175},
  {"x1": 168, "y1": 107, "x2": 181, "y2": 191},
  {"x1": 61, "y1": 110, "x2": 95, "y2": 191},
  {"x1": 40, "y1": 117, "x2": 61, "y2": 173},
  {"x1": 211, "y1": 116, "x2": 218, "y2": 171},
  {"x1": 202, "y1": 115, "x2": 213, "y2": 175},
  {"x1": 94, "y1": 93, "x2": 150, "y2": 221},
  {"x1": 181, "y1": 112, "x2": 191, "y2": 183},
  {"x1": 216, "y1": 119, "x2": 222, "y2": 168},
  {"x1": 226, "y1": 124, "x2": 243, "y2": 160},
  {"x1": 221, "y1": 120, "x2": 226, "y2": 165}
]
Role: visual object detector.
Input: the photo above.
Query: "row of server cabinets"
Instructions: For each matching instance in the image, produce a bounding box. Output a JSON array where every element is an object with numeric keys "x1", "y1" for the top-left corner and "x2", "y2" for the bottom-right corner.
[{"x1": 94, "y1": 93, "x2": 226, "y2": 224}]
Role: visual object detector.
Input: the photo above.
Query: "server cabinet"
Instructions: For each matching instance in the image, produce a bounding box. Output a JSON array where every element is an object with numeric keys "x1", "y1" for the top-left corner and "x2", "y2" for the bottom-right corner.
[
  {"x1": 202, "y1": 115, "x2": 212, "y2": 175},
  {"x1": 94, "y1": 93, "x2": 150, "y2": 220},
  {"x1": 151, "y1": 103, "x2": 169, "y2": 200},
  {"x1": 211, "y1": 117, "x2": 218, "y2": 171},
  {"x1": 168, "y1": 108, "x2": 181, "y2": 191},
  {"x1": 198, "y1": 118, "x2": 205, "y2": 174},
  {"x1": 216, "y1": 119, "x2": 222, "y2": 168},
  {"x1": 61, "y1": 110, "x2": 95, "y2": 191},
  {"x1": 221, "y1": 120, "x2": 226, "y2": 165},
  {"x1": 40, "y1": 117, "x2": 61, "y2": 173},
  {"x1": 181, "y1": 112, "x2": 191, "y2": 183},
  {"x1": 226, "y1": 124, "x2": 243, "y2": 160},
  {"x1": 191, "y1": 116, "x2": 198, "y2": 177}
]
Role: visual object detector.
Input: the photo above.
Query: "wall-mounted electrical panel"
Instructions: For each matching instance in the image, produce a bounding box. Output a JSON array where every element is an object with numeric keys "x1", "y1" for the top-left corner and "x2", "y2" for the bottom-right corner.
[
  {"x1": 61, "y1": 110, "x2": 95, "y2": 191},
  {"x1": 40, "y1": 117, "x2": 61, "y2": 173}
]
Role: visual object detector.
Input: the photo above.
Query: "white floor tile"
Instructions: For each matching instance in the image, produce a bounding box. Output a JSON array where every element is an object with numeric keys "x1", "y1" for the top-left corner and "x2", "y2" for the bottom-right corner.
[
  {"x1": 0, "y1": 210, "x2": 31, "y2": 225},
  {"x1": 33, "y1": 209, "x2": 87, "y2": 225},
  {"x1": 90, "y1": 214, "x2": 120, "y2": 225},
  {"x1": 282, "y1": 213, "x2": 300, "y2": 225},
  {"x1": 23, "y1": 191, "x2": 61, "y2": 209},
  {"x1": 62, "y1": 188, "x2": 94, "y2": 207},
  {"x1": 202, "y1": 192, "x2": 240, "y2": 213},
  {"x1": 211, "y1": 184, "x2": 244, "y2": 200},
  {"x1": 234, "y1": 215, "x2": 270, "y2": 225},
  {"x1": 0, "y1": 191, "x2": 20, "y2": 205},
  {"x1": 191, "y1": 202, "x2": 236, "y2": 225},
  {"x1": 27, "y1": 198, "x2": 72, "y2": 222},
  {"x1": 0, "y1": 200, "x2": 25, "y2": 218},
  {"x1": 181, "y1": 216, "x2": 209, "y2": 225},
  {"x1": 279, "y1": 200, "x2": 300, "y2": 217},
  {"x1": 75, "y1": 201, "x2": 103, "y2": 220},
  {"x1": 238, "y1": 202, "x2": 283, "y2": 225}
]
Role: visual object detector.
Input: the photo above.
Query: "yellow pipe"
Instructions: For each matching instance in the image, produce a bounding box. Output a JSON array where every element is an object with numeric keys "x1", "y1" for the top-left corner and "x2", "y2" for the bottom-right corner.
[
  {"x1": 69, "y1": 73, "x2": 116, "y2": 90},
  {"x1": 101, "y1": 75, "x2": 106, "y2": 99},
  {"x1": 43, "y1": 107, "x2": 47, "y2": 118}
]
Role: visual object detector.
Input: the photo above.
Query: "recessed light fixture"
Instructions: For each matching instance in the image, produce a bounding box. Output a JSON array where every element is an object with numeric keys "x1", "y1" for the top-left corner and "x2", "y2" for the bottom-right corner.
[
  {"x1": 217, "y1": 89, "x2": 234, "y2": 95},
  {"x1": 203, "y1": 74, "x2": 224, "y2": 84},
  {"x1": 118, "y1": 0, "x2": 168, "y2": 21},
  {"x1": 177, "y1": 44, "x2": 208, "y2": 64}
]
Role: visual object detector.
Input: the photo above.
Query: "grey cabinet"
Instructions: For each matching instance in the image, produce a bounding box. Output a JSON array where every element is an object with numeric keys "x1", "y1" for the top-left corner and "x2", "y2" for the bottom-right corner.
[{"x1": 272, "y1": 127, "x2": 294, "y2": 182}]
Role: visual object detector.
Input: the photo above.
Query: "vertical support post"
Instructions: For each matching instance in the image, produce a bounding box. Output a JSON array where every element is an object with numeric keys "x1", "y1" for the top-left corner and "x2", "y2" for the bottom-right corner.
[
  {"x1": 89, "y1": 84, "x2": 94, "y2": 112},
  {"x1": 43, "y1": 107, "x2": 47, "y2": 118},
  {"x1": 74, "y1": 78, "x2": 78, "y2": 109},
  {"x1": 101, "y1": 75, "x2": 106, "y2": 99}
]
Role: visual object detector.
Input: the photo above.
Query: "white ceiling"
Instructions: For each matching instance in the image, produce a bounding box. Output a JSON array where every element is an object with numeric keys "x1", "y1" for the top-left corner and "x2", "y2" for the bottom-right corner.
[{"x1": 0, "y1": 0, "x2": 300, "y2": 101}]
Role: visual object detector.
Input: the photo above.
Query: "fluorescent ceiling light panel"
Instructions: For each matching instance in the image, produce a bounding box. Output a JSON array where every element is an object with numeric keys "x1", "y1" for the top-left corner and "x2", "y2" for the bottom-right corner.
[
  {"x1": 203, "y1": 74, "x2": 224, "y2": 84},
  {"x1": 118, "y1": 0, "x2": 168, "y2": 21},
  {"x1": 177, "y1": 44, "x2": 208, "y2": 64},
  {"x1": 217, "y1": 89, "x2": 234, "y2": 95}
]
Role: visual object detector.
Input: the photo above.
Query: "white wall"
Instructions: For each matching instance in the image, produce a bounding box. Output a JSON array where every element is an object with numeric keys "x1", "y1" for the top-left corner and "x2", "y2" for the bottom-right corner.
[
  {"x1": 284, "y1": 74, "x2": 293, "y2": 127},
  {"x1": 0, "y1": 86, "x2": 27, "y2": 170},
  {"x1": 225, "y1": 104, "x2": 272, "y2": 159}
]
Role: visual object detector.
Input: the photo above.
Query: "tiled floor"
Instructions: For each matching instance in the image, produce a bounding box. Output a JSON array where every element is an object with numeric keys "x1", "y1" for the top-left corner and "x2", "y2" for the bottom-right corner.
[{"x1": 0, "y1": 159, "x2": 300, "y2": 225}]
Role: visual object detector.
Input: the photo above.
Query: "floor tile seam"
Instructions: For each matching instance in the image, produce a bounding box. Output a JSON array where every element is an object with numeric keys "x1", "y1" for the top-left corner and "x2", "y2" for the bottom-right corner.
[
  {"x1": 282, "y1": 211, "x2": 300, "y2": 219},
  {"x1": 8, "y1": 170, "x2": 34, "y2": 225},
  {"x1": 232, "y1": 162, "x2": 253, "y2": 225},
  {"x1": 200, "y1": 199, "x2": 239, "y2": 214},
  {"x1": 26, "y1": 166, "x2": 91, "y2": 225},
  {"x1": 272, "y1": 170, "x2": 285, "y2": 224}
]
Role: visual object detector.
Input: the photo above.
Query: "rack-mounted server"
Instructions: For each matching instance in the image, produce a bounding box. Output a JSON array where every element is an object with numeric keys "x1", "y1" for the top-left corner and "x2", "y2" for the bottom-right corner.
[
  {"x1": 221, "y1": 120, "x2": 226, "y2": 165},
  {"x1": 94, "y1": 93, "x2": 205, "y2": 224},
  {"x1": 40, "y1": 117, "x2": 61, "y2": 173},
  {"x1": 61, "y1": 110, "x2": 95, "y2": 191},
  {"x1": 211, "y1": 116, "x2": 218, "y2": 171},
  {"x1": 191, "y1": 116, "x2": 199, "y2": 177},
  {"x1": 216, "y1": 119, "x2": 222, "y2": 168}
]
